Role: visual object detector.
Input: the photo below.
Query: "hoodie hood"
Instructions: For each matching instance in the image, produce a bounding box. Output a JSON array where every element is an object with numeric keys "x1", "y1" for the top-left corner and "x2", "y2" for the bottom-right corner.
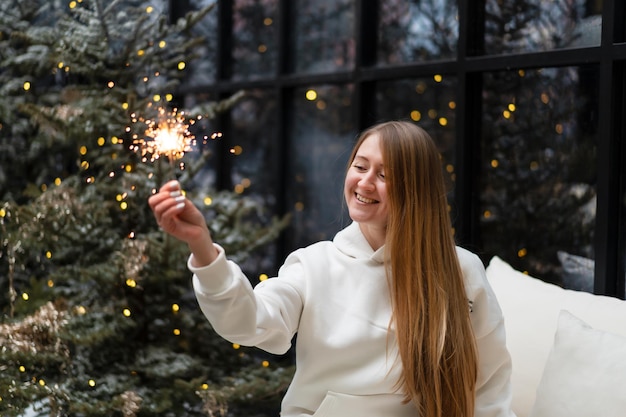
[{"x1": 333, "y1": 222, "x2": 386, "y2": 264}]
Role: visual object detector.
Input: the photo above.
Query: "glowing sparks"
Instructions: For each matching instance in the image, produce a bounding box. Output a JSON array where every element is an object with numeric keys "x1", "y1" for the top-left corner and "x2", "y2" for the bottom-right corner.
[{"x1": 129, "y1": 107, "x2": 196, "y2": 163}]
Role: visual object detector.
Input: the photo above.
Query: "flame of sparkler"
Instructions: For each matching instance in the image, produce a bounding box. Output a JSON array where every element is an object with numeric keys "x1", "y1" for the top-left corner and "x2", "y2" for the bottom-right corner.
[{"x1": 130, "y1": 107, "x2": 196, "y2": 162}]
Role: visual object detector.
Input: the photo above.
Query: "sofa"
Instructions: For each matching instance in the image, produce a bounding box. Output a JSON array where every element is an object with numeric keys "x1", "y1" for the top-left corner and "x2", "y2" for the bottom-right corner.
[{"x1": 485, "y1": 256, "x2": 626, "y2": 417}]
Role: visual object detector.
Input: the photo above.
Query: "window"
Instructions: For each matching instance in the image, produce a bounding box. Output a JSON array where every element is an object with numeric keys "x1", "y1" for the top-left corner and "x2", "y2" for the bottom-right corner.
[{"x1": 173, "y1": 0, "x2": 626, "y2": 299}]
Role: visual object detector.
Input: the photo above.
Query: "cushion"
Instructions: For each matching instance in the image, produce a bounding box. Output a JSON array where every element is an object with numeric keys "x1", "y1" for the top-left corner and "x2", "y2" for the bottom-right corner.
[
  {"x1": 528, "y1": 310, "x2": 626, "y2": 417},
  {"x1": 485, "y1": 256, "x2": 626, "y2": 417},
  {"x1": 557, "y1": 250, "x2": 594, "y2": 292}
]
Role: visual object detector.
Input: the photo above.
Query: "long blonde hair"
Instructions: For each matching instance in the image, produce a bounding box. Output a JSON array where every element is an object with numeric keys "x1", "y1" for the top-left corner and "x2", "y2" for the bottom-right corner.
[{"x1": 348, "y1": 121, "x2": 478, "y2": 417}]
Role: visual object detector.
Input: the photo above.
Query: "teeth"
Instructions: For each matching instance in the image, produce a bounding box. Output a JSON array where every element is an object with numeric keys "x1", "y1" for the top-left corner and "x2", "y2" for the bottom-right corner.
[{"x1": 356, "y1": 193, "x2": 377, "y2": 204}]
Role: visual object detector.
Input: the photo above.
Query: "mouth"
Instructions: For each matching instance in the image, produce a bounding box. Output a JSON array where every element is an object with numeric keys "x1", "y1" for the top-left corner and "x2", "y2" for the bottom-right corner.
[{"x1": 355, "y1": 193, "x2": 379, "y2": 204}]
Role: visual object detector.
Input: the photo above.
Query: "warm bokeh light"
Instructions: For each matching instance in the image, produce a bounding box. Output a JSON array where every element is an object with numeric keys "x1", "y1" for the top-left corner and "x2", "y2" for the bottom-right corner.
[{"x1": 305, "y1": 90, "x2": 317, "y2": 101}]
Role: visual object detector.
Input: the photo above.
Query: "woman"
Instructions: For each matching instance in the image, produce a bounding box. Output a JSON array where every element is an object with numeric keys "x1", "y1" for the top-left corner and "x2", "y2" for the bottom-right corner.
[{"x1": 149, "y1": 121, "x2": 516, "y2": 417}]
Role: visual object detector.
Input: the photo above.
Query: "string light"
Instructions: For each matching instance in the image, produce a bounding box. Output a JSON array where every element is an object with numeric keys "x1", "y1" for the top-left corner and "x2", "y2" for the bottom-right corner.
[
  {"x1": 555, "y1": 123, "x2": 564, "y2": 134},
  {"x1": 305, "y1": 90, "x2": 317, "y2": 101}
]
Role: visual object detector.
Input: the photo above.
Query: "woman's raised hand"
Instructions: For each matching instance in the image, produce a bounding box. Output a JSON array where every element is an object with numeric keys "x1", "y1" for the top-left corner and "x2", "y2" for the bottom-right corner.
[{"x1": 148, "y1": 180, "x2": 219, "y2": 266}]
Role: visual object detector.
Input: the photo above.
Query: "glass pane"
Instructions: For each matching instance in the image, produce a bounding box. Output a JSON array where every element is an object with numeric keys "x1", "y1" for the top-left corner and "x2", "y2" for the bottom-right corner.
[
  {"x1": 285, "y1": 84, "x2": 356, "y2": 251},
  {"x1": 182, "y1": 0, "x2": 218, "y2": 86},
  {"x1": 229, "y1": 89, "x2": 281, "y2": 274},
  {"x1": 230, "y1": 89, "x2": 278, "y2": 208},
  {"x1": 378, "y1": 0, "x2": 458, "y2": 64},
  {"x1": 181, "y1": 92, "x2": 220, "y2": 187},
  {"x1": 480, "y1": 66, "x2": 598, "y2": 290},
  {"x1": 484, "y1": 0, "x2": 602, "y2": 54},
  {"x1": 292, "y1": 0, "x2": 355, "y2": 74},
  {"x1": 181, "y1": 90, "x2": 281, "y2": 274},
  {"x1": 376, "y1": 76, "x2": 458, "y2": 204},
  {"x1": 233, "y1": 0, "x2": 278, "y2": 80}
]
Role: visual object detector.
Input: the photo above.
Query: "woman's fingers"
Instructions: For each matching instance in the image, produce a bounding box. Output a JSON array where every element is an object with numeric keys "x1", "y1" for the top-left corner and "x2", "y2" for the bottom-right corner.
[
  {"x1": 161, "y1": 180, "x2": 180, "y2": 193},
  {"x1": 148, "y1": 181, "x2": 187, "y2": 227},
  {"x1": 147, "y1": 182, "x2": 215, "y2": 259}
]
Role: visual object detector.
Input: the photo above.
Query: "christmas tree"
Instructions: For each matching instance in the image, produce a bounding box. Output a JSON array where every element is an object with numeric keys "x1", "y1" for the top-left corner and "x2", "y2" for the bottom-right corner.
[{"x1": 0, "y1": 1, "x2": 292, "y2": 416}]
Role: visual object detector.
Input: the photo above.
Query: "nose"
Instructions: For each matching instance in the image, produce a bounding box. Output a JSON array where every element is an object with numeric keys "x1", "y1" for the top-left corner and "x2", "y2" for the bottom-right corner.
[{"x1": 358, "y1": 171, "x2": 376, "y2": 190}]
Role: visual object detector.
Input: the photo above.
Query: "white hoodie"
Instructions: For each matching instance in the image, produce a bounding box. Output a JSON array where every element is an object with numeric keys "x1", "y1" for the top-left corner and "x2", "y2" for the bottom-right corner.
[{"x1": 190, "y1": 222, "x2": 516, "y2": 417}]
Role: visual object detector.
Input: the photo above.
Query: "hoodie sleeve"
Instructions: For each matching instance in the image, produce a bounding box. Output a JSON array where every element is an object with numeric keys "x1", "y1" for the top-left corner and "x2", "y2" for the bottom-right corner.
[
  {"x1": 190, "y1": 244, "x2": 305, "y2": 355},
  {"x1": 459, "y1": 249, "x2": 517, "y2": 417}
]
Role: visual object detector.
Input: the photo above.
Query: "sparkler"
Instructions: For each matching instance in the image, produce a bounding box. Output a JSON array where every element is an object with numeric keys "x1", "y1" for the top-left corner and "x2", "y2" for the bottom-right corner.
[
  {"x1": 129, "y1": 106, "x2": 196, "y2": 169},
  {"x1": 127, "y1": 104, "x2": 222, "y2": 184}
]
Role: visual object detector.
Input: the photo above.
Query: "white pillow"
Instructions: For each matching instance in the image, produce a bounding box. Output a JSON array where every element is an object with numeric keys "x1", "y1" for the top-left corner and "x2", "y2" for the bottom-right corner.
[
  {"x1": 485, "y1": 256, "x2": 626, "y2": 417},
  {"x1": 529, "y1": 310, "x2": 626, "y2": 417}
]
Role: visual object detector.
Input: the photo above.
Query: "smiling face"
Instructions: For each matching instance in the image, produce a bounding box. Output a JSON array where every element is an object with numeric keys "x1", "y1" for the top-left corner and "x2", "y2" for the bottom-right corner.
[{"x1": 344, "y1": 133, "x2": 389, "y2": 248}]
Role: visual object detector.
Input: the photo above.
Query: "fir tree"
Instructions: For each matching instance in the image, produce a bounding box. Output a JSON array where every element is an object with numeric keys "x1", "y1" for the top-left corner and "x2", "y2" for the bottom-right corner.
[{"x1": 0, "y1": 1, "x2": 292, "y2": 416}]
